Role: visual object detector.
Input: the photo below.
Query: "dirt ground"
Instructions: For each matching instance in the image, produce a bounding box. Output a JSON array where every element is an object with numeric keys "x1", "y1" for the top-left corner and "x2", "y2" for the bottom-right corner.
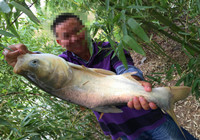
[{"x1": 130, "y1": 34, "x2": 200, "y2": 139}]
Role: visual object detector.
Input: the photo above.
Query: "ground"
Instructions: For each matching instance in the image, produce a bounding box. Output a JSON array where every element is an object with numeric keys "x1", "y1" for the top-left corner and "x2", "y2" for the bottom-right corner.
[{"x1": 131, "y1": 34, "x2": 200, "y2": 139}]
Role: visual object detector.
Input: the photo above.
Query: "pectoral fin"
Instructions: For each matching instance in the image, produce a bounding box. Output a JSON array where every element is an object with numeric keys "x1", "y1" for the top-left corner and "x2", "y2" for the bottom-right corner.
[
  {"x1": 91, "y1": 68, "x2": 116, "y2": 75},
  {"x1": 99, "y1": 113, "x2": 104, "y2": 120},
  {"x1": 92, "y1": 106, "x2": 123, "y2": 113}
]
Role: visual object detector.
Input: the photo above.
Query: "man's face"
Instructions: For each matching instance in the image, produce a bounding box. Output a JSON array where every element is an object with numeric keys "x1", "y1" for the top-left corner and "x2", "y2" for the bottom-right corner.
[{"x1": 55, "y1": 18, "x2": 86, "y2": 54}]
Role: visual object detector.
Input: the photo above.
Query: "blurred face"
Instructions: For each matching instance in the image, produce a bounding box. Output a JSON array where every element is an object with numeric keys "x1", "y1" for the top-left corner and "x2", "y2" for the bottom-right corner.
[{"x1": 55, "y1": 18, "x2": 87, "y2": 55}]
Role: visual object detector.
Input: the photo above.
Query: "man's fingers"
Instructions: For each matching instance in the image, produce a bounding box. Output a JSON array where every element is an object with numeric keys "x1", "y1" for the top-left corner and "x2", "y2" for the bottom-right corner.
[
  {"x1": 127, "y1": 97, "x2": 142, "y2": 110},
  {"x1": 149, "y1": 102, "x2": 157, "y2": 110},
  {"x1": 140, "y1": 81, "x2": 152, "y2": 92},
  {"x1": 127, "y1": 96, "x2": 158, "y2": 110},
  {"x1": 7, "y1": 50, "x2": 20, "y2": 57},
  {"x1": 127, "y1": 100, "x2": 134, "y2": 109},
  {"x1": 133, "y1": 97, "x2": 142, "y2": 110},
  {"x1": 139, "y1": 97, "x2": 150, "y2": 110}
]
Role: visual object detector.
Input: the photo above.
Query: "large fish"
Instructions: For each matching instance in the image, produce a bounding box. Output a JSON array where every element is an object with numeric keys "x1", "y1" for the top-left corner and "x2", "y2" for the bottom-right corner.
[
  {"x1": 14, "y1": 53, "x2": 191, "y2": 139},
  {"x1": 13, "y1": 53, "x2": 190, "y2": 113}
]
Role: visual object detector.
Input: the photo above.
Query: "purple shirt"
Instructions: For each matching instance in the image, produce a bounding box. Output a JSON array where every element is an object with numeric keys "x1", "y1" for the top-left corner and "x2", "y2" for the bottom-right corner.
[{"x1": 59, "y1": 42, "x2": 166, "y2": 140}]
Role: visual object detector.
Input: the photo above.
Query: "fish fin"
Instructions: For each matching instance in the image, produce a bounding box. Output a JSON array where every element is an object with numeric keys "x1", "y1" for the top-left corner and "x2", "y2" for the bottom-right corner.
[
  {"x1": 67, "y1": 62, "x2": 84, "y2": 69},
  {"x1": 166, "y1": 108, "x2": 187, "y2": 140},
  {"x1": 91, "y1": 68, "x2": 116, "y2": 75},
  {"x1": 121, "y1": 72, "x2": 141, "y2": 84},
  {"x1": 81, "y1": 65, "x2": 88, "y2": 70},
  {"x1": 67, "y1": 62, "x2": 94, "y2": 73},
  {"x1": 168, "y1": 86, "x2": 191, "y2": 103},
  {"x1": 99, "y1": 113, "x2": 104, "y2": 120},
  {"x1": 92, "y1": 106, "x2": 123, "y2": 113},
  {"x1": 68, "y1": 62, "x2": 107, "y2": 77}
]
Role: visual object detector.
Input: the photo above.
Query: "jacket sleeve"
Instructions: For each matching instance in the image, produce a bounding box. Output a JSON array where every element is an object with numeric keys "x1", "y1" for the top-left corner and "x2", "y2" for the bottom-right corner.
[{"x1": 111, "y1": 51, "x2": 144, "y2": 80}]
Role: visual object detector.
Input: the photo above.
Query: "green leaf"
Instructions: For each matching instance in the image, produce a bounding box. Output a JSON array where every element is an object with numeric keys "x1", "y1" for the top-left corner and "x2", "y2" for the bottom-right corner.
[
  {"x1": 122, "y1": 22, "x2": 127, "y2": 36},
  {"x1": 0, "y1": 43, "x2": 14, "y2": 51},
  {"x1": 166, "y1": 64, "x2": 175, "y2": 81},
  {"x1": 122, "y1": 35, "x2": 145, "y2": 55},
  {"x1": 150, "y1": 10, "x2": 183, "y2": 33},
  {"x1": 188, "y1": 57, "x2": 196, "y2": 69},
  {"x1": 105, "y1": 0, "x2": 109, "y2": 11},
  {"x1": 8, "y1": 25, "x2": 20, "y2": 39},
  {"x1": 175, "y1": 64, "x2": 182, "y2": 76},
  {"x1": 127, "y1": 5, "x2": 156, "y2": 10},
  {"x1": 0, "y1": 0, "x2": 11, "y2": 13},
  {"x1": 0, "y1": 118, "x2": 11, "y2": 126},
  {"x1": 14, "y1": 9, "x2": 21, "y2": 29},
  {"x1": 127, "y1": 18, "x2": 150, "y2": 43},
  {"x1": 191, "y1": 79, "x2": 200, "y2": 93},
  {"x1": 0, "y1": 30, "x2": 16, "y2": 37},
  {"x1": 106, "y1": 35, "x2": 116, "y2": 49},
  {"x1": 184, "y1": 44, "x2": 196, "y2": 56},
  {"x1": 118, "y1": 42, "x2": 128, "y2": 69},
  {"x1": 176, "y1": 76, "x2": 185, "y2": 86},
  {"x1": 197, "y1": 0, "x2": 200, "y2": 12},
  {"x1": 10, "y1": 1, "x2": 40, "y2": 25}
]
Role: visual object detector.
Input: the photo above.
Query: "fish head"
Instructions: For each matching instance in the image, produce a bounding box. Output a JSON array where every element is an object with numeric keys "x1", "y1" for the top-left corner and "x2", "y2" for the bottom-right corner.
[
  {"x1": 14, "y1": 53, "x2": 55, "y2": 79},
  {"x1": 14, "y1": 53, "x2": 73, "y2": 91}
]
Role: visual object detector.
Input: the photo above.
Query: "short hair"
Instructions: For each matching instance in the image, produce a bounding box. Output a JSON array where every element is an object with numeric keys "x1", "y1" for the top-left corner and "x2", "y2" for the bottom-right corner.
[{"x1": 51, "y1": 13, "x2": 82, "y2": 35}]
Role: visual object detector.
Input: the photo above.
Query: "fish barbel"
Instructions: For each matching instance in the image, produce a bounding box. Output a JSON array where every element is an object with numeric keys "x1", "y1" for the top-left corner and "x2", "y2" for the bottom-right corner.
[{"x1": 13, "y1": 53, "x2": 190, "y2": 113}]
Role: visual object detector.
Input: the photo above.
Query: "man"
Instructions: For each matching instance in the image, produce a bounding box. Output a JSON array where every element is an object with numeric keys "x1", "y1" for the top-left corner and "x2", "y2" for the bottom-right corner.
[{"x1": 3, "y1": 13, "x2": 196, "y2": 140}]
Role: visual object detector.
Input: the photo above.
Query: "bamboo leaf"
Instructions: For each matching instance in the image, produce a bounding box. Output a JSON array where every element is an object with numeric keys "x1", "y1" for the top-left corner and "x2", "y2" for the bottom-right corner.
[
  {"x1": 105, "y1": 0, "x2": 109, "y2": 11},
  {"x1": 8, "y1": 25, "x2": 20, "y2": 39},
  {"x1": 166, "y1": 64, "x2": 175, "y2": 81},
  {"x1": 0, "y1": 0, "x2": 11, "y2": 13},
  {"x1": 0, "y1": 43, "x2": 14, "y2": 51},
  {"x1": 175, "y1": 64, "x2": 182, "y2": 76},
  {"x1": 176, "y1": 75, "x2": 186, "y2": 86},
  {"x1": 106, "y1": 35, "x2": 116, "y2": 49},
  {"x1": 0, "y1": 30, "x2": 16, "y2": 37},
  {"x1": 127, "y1": 5, "x2": 156, "y2": 10},
  {"x1": 184, "y1": 44, "x2": 197, "y2": 56},
  {"x1": 197, "y1": 0, "x2": 200, "y2": 12},
  {"x1": 192, "y1": 79, "x2": 200, "y2": 93},
  {"x1": 10, "y1": 1, "x2": 40, "y2": 25},
  {"x1": 0, "y1": 118, "x2": 11, "y2": 126},
  {"x1": 118, "y1": 42, "x2": 128, "y2": 69},
  {"x1": 122, "y1": 22, "x2": 127, "y2": 35},
  {"x1": 122, "y1": 35, "x2": 145, "y2": 55},
  {"x1": 150, "y1": 10, "x2": 183, "y2": 33},
  {"x1": 14, "y1": 9, "x2": 21, "y2": 29},
  {"x1": 127, "y1": 18, "x2": 150, "y2": 43}
]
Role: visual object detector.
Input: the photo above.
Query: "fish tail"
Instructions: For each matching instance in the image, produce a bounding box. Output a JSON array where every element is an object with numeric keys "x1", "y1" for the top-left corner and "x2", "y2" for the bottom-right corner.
[
  {"x1": 166, "y1": 109, "x2": 187, "y2": 140},
  {"x1": 169, "y1": 86, "x2": 191, "y2": 103}
]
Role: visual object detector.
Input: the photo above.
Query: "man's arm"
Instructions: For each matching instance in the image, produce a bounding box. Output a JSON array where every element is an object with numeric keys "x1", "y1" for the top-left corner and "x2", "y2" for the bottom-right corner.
[{"x1": 111, "y1": 54, "x2": 158, "y2": 110}]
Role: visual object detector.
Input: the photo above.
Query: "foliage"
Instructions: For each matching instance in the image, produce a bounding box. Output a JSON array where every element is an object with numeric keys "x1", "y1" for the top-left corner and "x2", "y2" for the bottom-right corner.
[
  {"x1": 82, "y1": 0, "x2": 200, "y2": 97},
  {"x1": 0, "y1": 1, "x2": 108, "y2": 139},
  {"x1": 0, "y1": 0, "x2": 200, "y2": 139}
]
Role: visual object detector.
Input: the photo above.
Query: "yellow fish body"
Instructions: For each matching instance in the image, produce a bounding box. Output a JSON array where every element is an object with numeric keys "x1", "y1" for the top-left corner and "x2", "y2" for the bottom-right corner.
[{"x1": 14, "y1": 53, "x2": 190, "y2": 114}]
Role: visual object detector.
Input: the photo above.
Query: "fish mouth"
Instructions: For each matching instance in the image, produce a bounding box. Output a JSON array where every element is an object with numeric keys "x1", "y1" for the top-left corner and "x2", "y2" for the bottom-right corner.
[
  {"x1": 13, "y1": 63, "x2": 23, "y2": 74},
  {"x1": 13, "y1": 54, "x2": 27, "y2": 74},
  {"x1": 24, "y1": 71, "x2": 55, "y2": 93}
]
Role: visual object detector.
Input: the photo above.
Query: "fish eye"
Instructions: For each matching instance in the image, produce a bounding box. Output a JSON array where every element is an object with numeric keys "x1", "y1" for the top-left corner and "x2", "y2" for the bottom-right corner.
[{"x1": 29, "y1": 59, "x2": 39, "y2": 67}]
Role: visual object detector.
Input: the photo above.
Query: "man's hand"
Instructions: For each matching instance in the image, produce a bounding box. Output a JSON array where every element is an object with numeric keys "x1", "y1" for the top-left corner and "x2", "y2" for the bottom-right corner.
[
  {"x1": 127, "y1": 80, "x2": 158, "y2": 110},
  {"x1": 2, "y1": 44, "x2": 32, "y2": 67}
]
